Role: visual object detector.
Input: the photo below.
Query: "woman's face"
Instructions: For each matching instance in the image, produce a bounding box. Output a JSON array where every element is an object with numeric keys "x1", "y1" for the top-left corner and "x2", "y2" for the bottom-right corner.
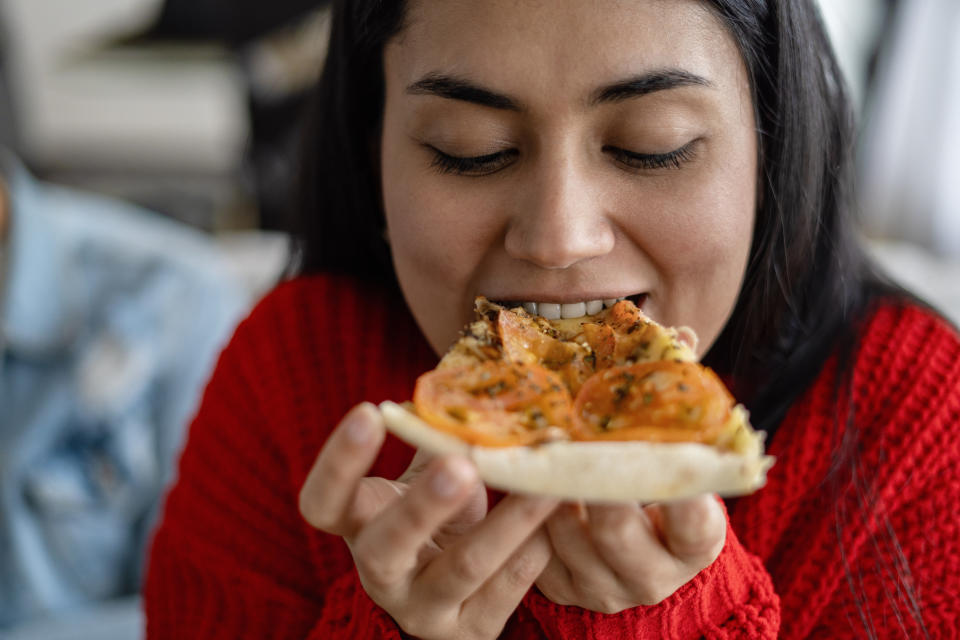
[{"x1": 381, "y1": 0, "x2": 757, "y2": 358}]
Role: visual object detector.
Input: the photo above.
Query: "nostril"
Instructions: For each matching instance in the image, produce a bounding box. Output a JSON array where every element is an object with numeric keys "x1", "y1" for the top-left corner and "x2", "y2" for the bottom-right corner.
[{"x1": 503, "y1": 211, "x2": 616, "y2": 270}]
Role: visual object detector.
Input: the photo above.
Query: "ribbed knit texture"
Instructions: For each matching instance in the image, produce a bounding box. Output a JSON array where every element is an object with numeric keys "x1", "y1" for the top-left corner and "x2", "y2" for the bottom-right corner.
[{"x1": 144, "y1": 274, "x2": 960, "y2": 638}]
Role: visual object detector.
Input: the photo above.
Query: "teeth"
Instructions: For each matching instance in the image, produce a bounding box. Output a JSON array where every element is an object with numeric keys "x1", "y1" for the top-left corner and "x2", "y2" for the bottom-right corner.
[
  {"x1": 560, "y1": 302, "x2": 586, "y2": 319},
  {"x1": 516, "y1": 299, "x2": 609, "y2": 319},
  {"x1": 603, "y1": 298, "x2": 619, "y2": 308},
  {"x1": 538, "y1": 303, "x2": 561, "y2": 320}
]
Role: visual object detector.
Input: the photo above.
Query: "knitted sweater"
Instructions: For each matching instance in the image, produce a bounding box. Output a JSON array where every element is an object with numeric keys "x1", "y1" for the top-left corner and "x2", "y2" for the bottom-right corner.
[{"x1": 144, "y1": 274, "x2": 960, "y2": 638}]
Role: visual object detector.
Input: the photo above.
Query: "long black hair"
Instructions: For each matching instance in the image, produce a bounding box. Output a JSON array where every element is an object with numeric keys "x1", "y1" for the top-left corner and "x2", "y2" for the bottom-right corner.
[{"x1": 289, "y1": 2, "x2": 922, "y2": 635}]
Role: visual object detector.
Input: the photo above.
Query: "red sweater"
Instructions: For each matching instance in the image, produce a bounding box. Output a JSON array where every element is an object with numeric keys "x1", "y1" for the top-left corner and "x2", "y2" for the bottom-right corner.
[{"x1": 145, "y1": 274, "x2": 960, "y2": 638}]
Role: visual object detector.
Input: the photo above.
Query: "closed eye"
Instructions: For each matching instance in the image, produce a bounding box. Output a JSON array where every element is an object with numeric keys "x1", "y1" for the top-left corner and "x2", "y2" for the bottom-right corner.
[
  {"x1": 428, "y1": 146, "x2": 519, "y2": 176},
  {"x1": 604, "y1": 139, "x2": 699, "y2": 171}
]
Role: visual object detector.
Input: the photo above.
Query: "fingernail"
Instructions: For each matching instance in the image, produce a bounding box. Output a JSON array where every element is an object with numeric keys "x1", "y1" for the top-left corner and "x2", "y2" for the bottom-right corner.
[
  {"x1": 345, "y1": 405, "x2": 376, "y2": 444},
  {"x1": 431, "y1": 458, "x2": 474, "y2": 497}
]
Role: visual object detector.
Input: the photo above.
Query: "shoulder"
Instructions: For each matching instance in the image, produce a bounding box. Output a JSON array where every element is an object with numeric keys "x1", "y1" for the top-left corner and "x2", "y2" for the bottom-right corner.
[
  {"x1": 775, "y1": 298, "x2": 959, "y2": 460},
  {"x1": 853, "y1": 299, "x2": 960, "y2": 395},
  {"x1": 235, "y1": 272, "x2": 422, "y2": 363},
  {"x1": 219, "y1": 272, "x2": 436, "y2": 416},
  {"x1": 205, "y1": 272, "x2": 435, "y2": 478},
  {"x1": 826, "y1": 299, "x2": 960, "y2": 476}
]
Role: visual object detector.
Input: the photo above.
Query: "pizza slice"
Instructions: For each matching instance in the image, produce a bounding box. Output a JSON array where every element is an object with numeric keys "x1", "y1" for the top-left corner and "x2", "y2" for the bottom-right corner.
[{"x1": 381, "y1": 298, "x2": 773, "y2": 502}]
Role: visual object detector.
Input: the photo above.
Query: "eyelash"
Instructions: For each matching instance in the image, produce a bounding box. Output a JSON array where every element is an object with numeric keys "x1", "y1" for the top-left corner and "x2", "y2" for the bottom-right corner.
[
  {"x1": 428, "y1": 140, "x2": 698, "y2": 177},
  {"x1": 605, "y1": 140, "x2": 699, "y2": 171},
  {"x1": 429, "y1": 148, "x2": 518, "y2": 176}
]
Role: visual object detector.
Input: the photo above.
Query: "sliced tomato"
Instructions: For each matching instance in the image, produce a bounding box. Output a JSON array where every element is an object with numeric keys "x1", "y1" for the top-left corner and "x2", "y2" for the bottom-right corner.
[
  {"x1": 413, "y1": 360, "x2": 575, "y2": 447},
  {"x1": 581, "y1": 322, "x2": 616, "y2": 369},
  {"x1": 583, "y1": 301, "x2": 693, "y2": 367},
  {"x1": 605, "y1": 299, "x2": 644, "y2": 331},
  {"x1": 497, "y1": 310, "x2": 594, "y2": 394},
  {"x1": 572, "y1": 361, "x2": 733, "y2": 444}
]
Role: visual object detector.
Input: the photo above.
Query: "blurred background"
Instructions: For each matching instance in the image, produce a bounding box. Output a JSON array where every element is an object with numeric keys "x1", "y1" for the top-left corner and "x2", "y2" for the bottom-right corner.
[{"x1": 0, "y1": 0, "x2": 957, "y2": 638}]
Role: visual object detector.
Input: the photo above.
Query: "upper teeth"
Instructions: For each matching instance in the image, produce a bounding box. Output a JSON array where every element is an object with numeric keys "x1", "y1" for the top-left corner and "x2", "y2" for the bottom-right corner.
[{"x1": 521, "y1": 298, "x2": 625, "y2": 320}]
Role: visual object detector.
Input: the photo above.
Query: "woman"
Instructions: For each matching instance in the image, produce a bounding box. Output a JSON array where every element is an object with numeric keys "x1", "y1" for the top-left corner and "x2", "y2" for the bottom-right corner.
[{"x1": 145, "y1": 0, "x2": 959, "y2": 638}]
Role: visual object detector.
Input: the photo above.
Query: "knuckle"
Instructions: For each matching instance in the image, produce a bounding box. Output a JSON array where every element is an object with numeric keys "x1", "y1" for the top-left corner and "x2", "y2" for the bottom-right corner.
[
  {"x1": 623, "y1": 570, "x2": 684, "y2": 606},
  {"x1": 596, "y1": 599, "x2": 625, "y2": 614},
  {"x1": 357, "y1": 558, "x2": 403, "y2": 594},
  {"x1": 448, "y1": 545, "x2": 486, "y2": 584},
  {"x1": 635, "y1": 584, "x2": 672, "y2": 606},
  {"x1": 462, "y1": 617, "x2": 502, "y2": 640},
  {"x1": 352, "y1": 540, "x2": 406, "y2": 591},
  {"x1": 402, "y1": 498, "x2": 434, "y2": 534},
  {"x1": 672, "y1": 508, "x2": 726, "y2": 559},
  {"x1": 395, "y1": 614, "x2": 437, "y2": 640},
  {"x1": 503, "y1": 550, "x2": 544, "y2": 589},
  {"x1": 592, "y1": 510, "x2": 635, "y2": 550},
  {"x1": 540, "y1": 586, "x2": 575, "y2": 607},
  {"x1": 575, "y1": 586, "x2": 627, "y2": 614}
]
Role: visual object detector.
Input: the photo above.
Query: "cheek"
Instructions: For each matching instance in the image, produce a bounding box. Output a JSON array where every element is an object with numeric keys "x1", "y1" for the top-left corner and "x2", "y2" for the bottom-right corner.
[
  {"x1": 639, "y1": 145, "x2": 756, "y2": 280},
  {"x1": 381, "y1": 135, "x2": 510, "y2": 351},
  {"x1": 382, "y1": 167, "x2": 499, "y2": 286}
]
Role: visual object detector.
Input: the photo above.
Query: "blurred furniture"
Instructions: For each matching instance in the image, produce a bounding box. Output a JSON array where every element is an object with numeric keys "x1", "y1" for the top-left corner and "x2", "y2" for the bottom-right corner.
[
  {"x1": 815, "y1": 0, "x2": 888, "y2": 110},
  {"x1": 867, "y1": 239, "x2": 960, "y2": 326},
  {"x1": 139, "y1": 0, "x2": 330, "y2": 229},
  {"x1": 859, "y1": 0, "x2": 960, "y2": 257},
  {"x1": 0, "y1": 0, "x2": 249, "y2": 229}
]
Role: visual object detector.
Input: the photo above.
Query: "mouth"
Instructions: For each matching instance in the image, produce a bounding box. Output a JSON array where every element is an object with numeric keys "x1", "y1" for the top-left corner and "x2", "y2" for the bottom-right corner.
[{"x1": 489, "y1": 293, "x2": 647, "y2": 320}]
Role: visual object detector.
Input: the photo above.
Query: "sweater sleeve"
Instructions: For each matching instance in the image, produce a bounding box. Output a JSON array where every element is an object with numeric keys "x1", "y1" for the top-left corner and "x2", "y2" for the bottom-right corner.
[
  {"x1": 143, "y1": 315, "x2": 324, "y2": 638},
  {"x1": 795, "y1": 306, "x2": 960, "y2": 637},
  {"x1": 144, "y1": 277, "x2": 432, "y2": 639},
  {"x1": 522, "y1": 511, "x2": 780, "y2": 638},
  {"x1": 305, "y1": 573, "x2": 406, "y2": 640}
]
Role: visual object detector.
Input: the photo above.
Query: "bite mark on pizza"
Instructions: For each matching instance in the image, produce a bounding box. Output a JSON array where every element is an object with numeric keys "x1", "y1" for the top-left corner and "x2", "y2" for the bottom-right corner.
[{"x1": 381, "y1": 298, "x2": 773, "y2": 502}]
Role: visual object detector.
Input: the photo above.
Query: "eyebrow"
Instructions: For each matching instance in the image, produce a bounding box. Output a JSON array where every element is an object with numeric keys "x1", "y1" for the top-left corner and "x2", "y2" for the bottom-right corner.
[
  {"x1": 407, "y1": 74, "x2": 522, "y2": 110},
  {"x1": 591, "y1": 70, "x2": 712, "y2": 105},
  {"x1": 405, "y1": 69, "x2": 712, "y2": 111}
]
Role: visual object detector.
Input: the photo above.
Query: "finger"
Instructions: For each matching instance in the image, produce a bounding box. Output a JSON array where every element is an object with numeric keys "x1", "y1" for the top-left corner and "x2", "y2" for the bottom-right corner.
[
  {"x1": 545, "y1": 503, "x2": 617, "y2": 585},
  {"x1": 299, "y1": 403, "x2": 386, "y2": 536},
  {"x1": 459, "y1": 526, "x2": 554, "y2": 638},
  {"x1": 350, "y1": 456, "x2": 479, "y2": 595},
  {"x1": 397, "y1": 447, "x2": 436, "y2": 483},
  {"x1": 418, "y1": 494, "x2": 558, "y2": 605},
  {"x1": 585, "y1": 501, "x2": 662, "y2": 576},
  {"x1": 534, "y1": 553, "x2": 579, "y2": 606},
  {"x1": 651, "y1": 495, "x2": 727, "y2": 564}
]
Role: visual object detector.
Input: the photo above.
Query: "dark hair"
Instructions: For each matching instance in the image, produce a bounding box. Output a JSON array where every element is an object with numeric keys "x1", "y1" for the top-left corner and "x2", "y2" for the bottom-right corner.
[{"x1": 290, "y1": 2, "x2": 922, "y2": 635}]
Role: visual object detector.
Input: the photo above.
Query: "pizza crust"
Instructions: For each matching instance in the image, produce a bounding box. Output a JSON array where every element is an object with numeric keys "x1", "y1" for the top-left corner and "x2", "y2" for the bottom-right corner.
[{"x1": 380, "y1": 401, "x2": 775, "y2": 503}]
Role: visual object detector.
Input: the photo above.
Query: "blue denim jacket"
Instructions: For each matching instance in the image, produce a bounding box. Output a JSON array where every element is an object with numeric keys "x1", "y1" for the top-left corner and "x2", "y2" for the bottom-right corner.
[{"x1": 0, "y1": 155, "x2": 249, "y2": 627}]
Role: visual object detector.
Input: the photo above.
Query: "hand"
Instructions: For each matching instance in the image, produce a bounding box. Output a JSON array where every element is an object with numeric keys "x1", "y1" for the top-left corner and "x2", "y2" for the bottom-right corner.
[
  {"x1": 299, "y1": 403, "x2": 559, "y2": 640},
  {"x1": 536, "y1": 496, "x2": 726, "y2": 613}
]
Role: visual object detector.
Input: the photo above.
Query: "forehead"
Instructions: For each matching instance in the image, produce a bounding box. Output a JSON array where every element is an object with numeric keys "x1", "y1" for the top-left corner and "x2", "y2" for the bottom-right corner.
[{"x1": 388, "y1": 0, "x2": 745, "y2": 102}]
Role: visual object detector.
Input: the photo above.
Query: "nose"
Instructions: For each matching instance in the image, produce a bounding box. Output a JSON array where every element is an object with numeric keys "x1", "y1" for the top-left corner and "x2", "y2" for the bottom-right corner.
[{"x1": 504, "y1": 155, "x2": 615, "y2": 269}]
